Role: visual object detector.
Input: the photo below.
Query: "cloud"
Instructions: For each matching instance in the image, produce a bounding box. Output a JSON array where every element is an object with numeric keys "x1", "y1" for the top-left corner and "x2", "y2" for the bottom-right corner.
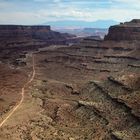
[
  {"x1": 0, "y1": 12, "x2": 39, "y2": 25},
  {"x1": 112, "y1": 0, "x2": 140, "y2": 8},
  {"x1": 37, "y1": 7, "x2": 140, "y2": 22},
  {"x1": 34, "y1": 0, "x2": 61, "y2": 3},
  {"x1": 0, "y1": 0, "x2": 139, "y2": 24}
]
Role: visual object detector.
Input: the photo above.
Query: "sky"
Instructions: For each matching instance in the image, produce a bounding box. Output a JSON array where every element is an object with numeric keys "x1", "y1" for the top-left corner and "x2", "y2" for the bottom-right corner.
[{"x1": 0, "y1": 0, "x2": 140, "y2": 25}]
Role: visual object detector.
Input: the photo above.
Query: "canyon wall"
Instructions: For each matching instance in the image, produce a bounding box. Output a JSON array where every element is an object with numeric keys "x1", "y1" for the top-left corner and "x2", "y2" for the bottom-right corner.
[
  {"x1": 0, "y1": 25, "x2": 76, "y2": 50},
  {"x1": 105, "y1": 19, "x2": 140, "y2": 41},
  {"x1": 0, "y1": 25, "x2": 51, "y2": 40}
]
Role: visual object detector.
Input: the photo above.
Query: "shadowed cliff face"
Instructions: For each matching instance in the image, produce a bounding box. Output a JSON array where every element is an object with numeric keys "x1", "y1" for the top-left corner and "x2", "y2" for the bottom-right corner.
[
  {"x1": 0, "y1": 25, "x2": 75, "y2": 50},
  {"x1": 0, "y1": 25, "x2": 77, "y2": 65},
  {"x1": 105, "y1": 19, "x2": 140, "y2": 41},
  {"x1": 0, "y1": 25, "x2": 51, "y2": 40}
]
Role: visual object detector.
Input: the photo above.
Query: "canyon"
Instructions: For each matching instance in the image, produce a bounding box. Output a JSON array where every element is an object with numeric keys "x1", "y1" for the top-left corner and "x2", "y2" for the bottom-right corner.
[{"x1": 0, "y1": 19, "x2": 139, "y2": 140}]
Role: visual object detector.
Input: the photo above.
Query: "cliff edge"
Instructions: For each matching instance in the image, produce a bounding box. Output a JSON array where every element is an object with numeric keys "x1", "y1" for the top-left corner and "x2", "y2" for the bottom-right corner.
[{"x1": 105, "y1": 19, "x2": 140, "y2": 41}]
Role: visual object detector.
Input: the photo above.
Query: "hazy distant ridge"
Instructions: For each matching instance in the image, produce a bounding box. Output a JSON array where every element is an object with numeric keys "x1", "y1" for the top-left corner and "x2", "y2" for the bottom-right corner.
[{"x1": 43, "y1": 20, "x2": 118, "y2": 28}]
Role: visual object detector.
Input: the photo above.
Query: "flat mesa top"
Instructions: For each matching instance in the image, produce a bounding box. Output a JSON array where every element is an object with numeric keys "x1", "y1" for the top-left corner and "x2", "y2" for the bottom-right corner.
[{"x1": 0, "y1": 25, "x2": 51, "y2": 30}]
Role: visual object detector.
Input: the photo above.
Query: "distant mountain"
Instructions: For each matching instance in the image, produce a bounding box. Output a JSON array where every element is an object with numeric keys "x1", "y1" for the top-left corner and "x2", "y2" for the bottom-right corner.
[
  {"x1": 54, "y1": 28, "x2": 108, "y2": 38},
  {"x1": 43, "y1": 20, "x2": 118, "y2": 28}
]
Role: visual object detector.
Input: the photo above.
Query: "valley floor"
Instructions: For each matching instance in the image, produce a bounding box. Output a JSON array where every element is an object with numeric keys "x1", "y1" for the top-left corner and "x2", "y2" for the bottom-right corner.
[{"x1": 0, "y1": 42, "x2": 140, "y2": 140}]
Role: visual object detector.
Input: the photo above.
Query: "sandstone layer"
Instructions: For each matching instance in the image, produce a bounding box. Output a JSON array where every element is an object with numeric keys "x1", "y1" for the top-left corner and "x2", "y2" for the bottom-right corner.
[{"x1": 105, "y1": 19, "x2": 140, "y2": 41}]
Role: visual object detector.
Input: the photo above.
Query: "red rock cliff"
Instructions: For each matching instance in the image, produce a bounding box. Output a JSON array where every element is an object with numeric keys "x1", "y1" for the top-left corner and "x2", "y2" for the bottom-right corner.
[
  {"x1": 0, "y1": 25, "x2": 51, "y2": 40},
  {"x1": 105, "y1": 19, "x2": 140, "y2": 41}
]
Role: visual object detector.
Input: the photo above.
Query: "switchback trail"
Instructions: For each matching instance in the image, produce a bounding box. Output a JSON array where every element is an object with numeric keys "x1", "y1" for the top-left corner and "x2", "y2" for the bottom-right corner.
[{"x1": 0, "y1": 54, "x2": 35, "y2": 128}]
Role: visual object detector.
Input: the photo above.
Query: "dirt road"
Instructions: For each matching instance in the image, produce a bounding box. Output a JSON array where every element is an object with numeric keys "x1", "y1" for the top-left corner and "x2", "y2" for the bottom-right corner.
[{"x1": 0, "y1": 54, "x2": 35, "y2": 128}]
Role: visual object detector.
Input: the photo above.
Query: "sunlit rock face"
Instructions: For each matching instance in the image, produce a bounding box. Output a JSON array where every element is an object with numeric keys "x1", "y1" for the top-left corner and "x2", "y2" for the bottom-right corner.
[{"x1": 105, "y1": 19, "x2": 140, "y2": 41}]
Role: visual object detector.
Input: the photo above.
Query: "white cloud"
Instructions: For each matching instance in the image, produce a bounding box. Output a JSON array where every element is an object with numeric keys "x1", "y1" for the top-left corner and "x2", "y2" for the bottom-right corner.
[
  {"x1": 37, "y1": 7, "x2": 140, "y2": 22},
  {"x1": 0, "y1": 12, "x2": 39, "y2": 25},
  {"x1": 34, "y1": 0, "x2": 61, "y2": 3},
  {"x1": 0, "y1": 1, "x2": 15, "y2": 9},
  {"x1": 0, "y1": 0, "x2": 139, "y2": 24},
  {"x1": 112, "y1": 0, "x2": 140, "y2": 8}
]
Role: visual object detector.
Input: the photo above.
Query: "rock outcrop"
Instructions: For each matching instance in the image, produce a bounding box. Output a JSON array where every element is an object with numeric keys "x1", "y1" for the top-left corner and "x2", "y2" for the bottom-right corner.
[
  {"x1": 0, "y1": 25, "x2": 51, "y2": 40},
  {"x1": 0, "y1": 25, "x2": 76, "y2": 65},
  {"x1": 105, "y1": 19, "x2": 140, "y2": 41},
  {"x1": 0, "y1": 25, "x2": 75, "y2": 50}
]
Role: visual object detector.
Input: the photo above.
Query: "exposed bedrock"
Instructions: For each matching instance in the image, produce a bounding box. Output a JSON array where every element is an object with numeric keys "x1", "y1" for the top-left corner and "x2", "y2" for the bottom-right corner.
[
  {"x1": 105, "y1": 19, "x2": 140, "y2": 41},
  {"x1": 0, "y1": 25, "x2": 76, "y2": 50}
]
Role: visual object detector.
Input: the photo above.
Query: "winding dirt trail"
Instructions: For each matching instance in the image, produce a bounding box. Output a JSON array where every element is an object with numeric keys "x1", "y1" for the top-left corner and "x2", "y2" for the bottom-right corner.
[{"x1": 0, "y1": 54, "x2": 35, "y2": 128}]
